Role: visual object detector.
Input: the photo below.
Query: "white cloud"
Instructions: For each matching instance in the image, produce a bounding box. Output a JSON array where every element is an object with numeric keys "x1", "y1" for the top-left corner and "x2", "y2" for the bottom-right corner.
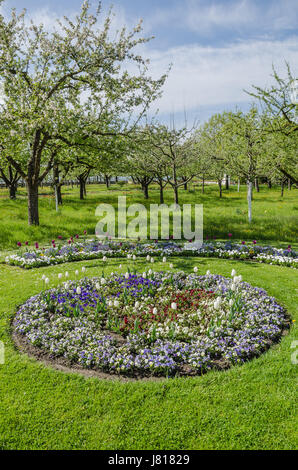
[
  {"x1": 145, "y1": 37, "x2": 298, "y2": 114},
  {"x1": 143, "y1": 0, "x2": 298, "y2": 37}
]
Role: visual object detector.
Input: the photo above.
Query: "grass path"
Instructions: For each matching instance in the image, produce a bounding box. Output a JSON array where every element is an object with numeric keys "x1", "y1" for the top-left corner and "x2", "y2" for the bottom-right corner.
[{"x1": 0, "y1": 257, "x2": 297, "y2": 450}]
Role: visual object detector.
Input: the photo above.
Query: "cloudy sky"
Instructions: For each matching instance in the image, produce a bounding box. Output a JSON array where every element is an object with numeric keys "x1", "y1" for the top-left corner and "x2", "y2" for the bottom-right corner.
[{"x1": 1, "y1": 0, "x2": 297, "y2": 125}]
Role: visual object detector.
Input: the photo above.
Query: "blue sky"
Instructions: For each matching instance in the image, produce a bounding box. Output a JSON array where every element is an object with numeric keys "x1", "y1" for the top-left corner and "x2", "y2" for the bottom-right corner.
[{"x1": 2, "y1": 0, "x2": 298, "y2": 125}]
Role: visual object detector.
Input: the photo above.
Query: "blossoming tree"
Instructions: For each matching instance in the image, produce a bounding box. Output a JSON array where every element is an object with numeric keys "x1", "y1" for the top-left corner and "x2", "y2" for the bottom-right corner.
[{"x1": 0, "y1": 0, "x2": 167, "y2": 224}]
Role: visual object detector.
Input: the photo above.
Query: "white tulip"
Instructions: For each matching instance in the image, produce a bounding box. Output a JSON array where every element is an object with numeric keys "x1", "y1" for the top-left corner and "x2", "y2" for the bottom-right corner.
[
  {"x1": 75, "y1": 270, "x2": 79, "y2": 276},
  {"x1": 125, "y1": 272, "x2": 129, "y2": 279},
  {"x1": 153, "y1": 307, "x2": 158, "y2": 315},
  {"x1": 231, "y1": 269, "x2": 237, "y2": 277},
  {"x1": 133, "y1": 255, "x2": 136, "y2": 261},
  {"x1": 148, "y1": 269, "x2": 152, "y2": 275},
  {"x1": 108, "y1": 300, "x2": 113, "y2": 307},
  {"x1": 76, "y1": 287, "x2": 81, "y2": 295},
  {"x1": 229, "y1": 299, "x2": 234, "y2": 307},
  {"x1": 82, "y1": 267, "x2": 86, "y2": 273},
  {"x1": 103, "y1": 256, "x2": 107, "y2": 262},
  {"x1": 162, "y1": 257, "x2": 167, "y2": 263},
  {"x1": 150, "y1": 257, "x2": 154, "y2": 263},
  {"x1": 58, "y1": 273, "x2": 63, "y2": 279},
  {"x1": 171, "y1": 302, "x2": 177, "y2": 310},
  {"x1": 127, "y1": 254, "x2": 132, "y2": 259},
  {"x1": 135, "y1": 301, "x2": 140, "y2": 309},
  {"x1": 194, "y1": 266, "x2": 198, "y2": 273},
  {"x1": 146, "y1": 255, "x2": 150, "y2": 262},
  {"x1": 119, "y1": 264, "x2": 122, "y2": 269},
  {"x1": 65, "y1": 272, "x2": 69, "y2": 278},
  {"x1": 170, "y1": 263, "x2": 174, "y2": 269},
  {"x1": 100, "y1": 278, "x2": 106, "y2": 285},
  {"x1": 42, "y1": 274, "x2": 46, "y2": 280},
  {"x1": 142, "y1": 272, "x2": 147, "y2": 278},
  {"x1": 206, "y1": 270, "x2": 211, "y2": 276},
  {"x1": 45, "y1": 278, "x2": 49, "y2": 285},
  {"x1": 96, "y1": 283, "x2": 100, "y2": 290},
  {"x1": 231, "y1": 283, "x2": 236, "y2": 291}
]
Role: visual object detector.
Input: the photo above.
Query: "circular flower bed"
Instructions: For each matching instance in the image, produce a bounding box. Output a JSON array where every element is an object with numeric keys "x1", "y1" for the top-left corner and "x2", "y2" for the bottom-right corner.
[{"x1": 14, "y1": 271, "x2": 289, "y2": 378}]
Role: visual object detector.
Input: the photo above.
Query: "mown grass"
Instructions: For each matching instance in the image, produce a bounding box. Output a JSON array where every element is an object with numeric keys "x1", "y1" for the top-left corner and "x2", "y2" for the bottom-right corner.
[
  {"x1": 0, "y1": 183, "x2": 297, "y2": 250},
  {"x1": 0, "y1": 257, "x2": 297, "y2": 450}
]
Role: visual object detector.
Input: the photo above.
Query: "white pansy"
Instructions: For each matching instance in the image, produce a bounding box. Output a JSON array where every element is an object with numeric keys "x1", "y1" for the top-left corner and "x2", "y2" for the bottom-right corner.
[
  {"x1": 206, "y1": 270, "x2": 211, "y2": 276},
  {"x1": 100, "y1": 278, "x2": 106, "y2": 285},
  {"x1": 96, "y1": 283, "x2": 100, "y2": 290},
  {"x1": 135, "y1": 301, "x2": 140, "y2": 308},
  {"x1": 114, "y1": 300, "x2": 119, "y2": 308},
  {"x1": 171, "y1": 302, "x2": 177, "y2": 310},
  {"x1": 76, "y1": 287, "x2": 81, "y2": 295},
  {"x1": 214, "y1": 297, "x2": 222, "y2": 309},
  {"x1": 58, "y1": 273, "x2": 63, "y2": 279},
  {"x1": 153, "y1": 307, "x2": 158, "y2": 315},
  {"x1": 142, "y1": 272, "x2": 147, "y2": 278}
]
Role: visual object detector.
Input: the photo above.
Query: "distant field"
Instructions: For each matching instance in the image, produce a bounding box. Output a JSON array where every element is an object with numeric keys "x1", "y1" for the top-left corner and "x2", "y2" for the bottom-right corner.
[{"x1": 0, "y1": 183, "x2": 297, "y2": 251}]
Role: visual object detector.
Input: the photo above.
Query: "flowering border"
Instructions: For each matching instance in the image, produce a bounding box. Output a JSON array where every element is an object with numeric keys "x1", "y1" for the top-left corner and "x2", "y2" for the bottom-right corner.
[{"x1": 6, "y1": 239, "x2": 298, "y2": 269}]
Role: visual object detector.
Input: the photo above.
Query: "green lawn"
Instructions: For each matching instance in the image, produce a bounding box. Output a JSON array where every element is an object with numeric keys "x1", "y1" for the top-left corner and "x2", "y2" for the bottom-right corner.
[
  {"x1": 0, "y1": 183, "x2": 297, "y2": 250},
  {"x1": 0, "y1": 256, "x2": 297, "y2": 450}
]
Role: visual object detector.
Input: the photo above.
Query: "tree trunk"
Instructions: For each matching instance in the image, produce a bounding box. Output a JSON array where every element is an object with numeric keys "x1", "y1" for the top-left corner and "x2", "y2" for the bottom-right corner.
[
  {"x1": 105, "y1": 175, "x2": 110, "y2": 188},
  {"x1": 159, "y1": 185, "x2": 164, "y2": 204},
  {"x1": 237, "y1": 177, "x2": 240, "y2": 192},
  {"x1": 267, "y1": 178, "x2": 272, "y2": 189},
  {"x1": 57, "y1": 185, "x2": 62, "y2": 205},
  {"x1": 281, "y1": 181, "x2": 284, "y2": 197},
  {"x1": 225, "y1": 174, "x2": 229, "y2": 190},
  {"x1": 218, "y1": 180, "x2": 222, "y2": 198},
  {"x1": 255, "y1": 177, "x2": 259, "y2": 192},
  {"x1": 9, "y1": 183, "x2": 17, "y2": 200},
  {"x1": 288, "y1": 178, "x2": 292, "y2": 190},
  {"x1": 79, "y1": 176, "x2": 85, "y2": 200},
  {"x1": 202, "y1": 176, "x2": 205, "y2": 194},
  {"x1": 174, "y1": 186, "x2": 179, "y2": 205},
  {"x1": 184, "y1": 182, "x2": 188, "y2": 191},
  {"x1": 28, "y1": 183, "x2": 39, "y2": 226},
  {"x1": 247, "y1": 181, "x2": 253, "y2": 223},
  {"x1": 143, "y1": 184, "x2": 149, "y2": 200}
]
